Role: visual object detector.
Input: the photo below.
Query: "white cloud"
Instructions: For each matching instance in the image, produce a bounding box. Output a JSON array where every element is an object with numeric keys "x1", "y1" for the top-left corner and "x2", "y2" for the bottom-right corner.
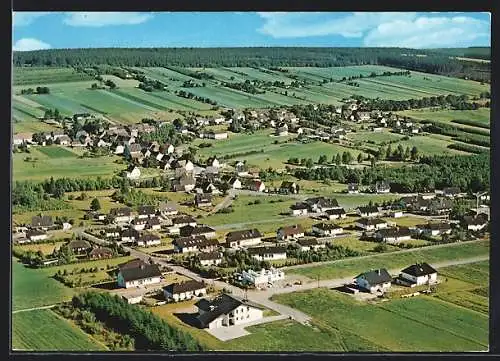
[
  {"x1": 257, "y1": 12, "x2": 418, "y2": 38},
  {"x1": 363, "y1": 15, "x2": 491, "y2": 48},
  {"x1": 13, "y1": 38, "x2": 51, "y2": 51},
  {"x1": 63, "y1": 12, "x2": 153, "y2": 27},
  {"x1": 13, "y1": 12, "x2": 50, "y2": 26}
]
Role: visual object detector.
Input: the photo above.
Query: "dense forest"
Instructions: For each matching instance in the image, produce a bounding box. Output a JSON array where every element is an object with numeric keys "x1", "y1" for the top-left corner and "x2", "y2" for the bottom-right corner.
[{"x1": 13, "y1": 47, "x2": 490, "y2": 82}]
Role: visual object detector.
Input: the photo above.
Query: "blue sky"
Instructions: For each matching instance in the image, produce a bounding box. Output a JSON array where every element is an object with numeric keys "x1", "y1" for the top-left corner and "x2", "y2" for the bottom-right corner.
[{"x1": 12, "y1": 12, "x2": 491, "y2": 51}]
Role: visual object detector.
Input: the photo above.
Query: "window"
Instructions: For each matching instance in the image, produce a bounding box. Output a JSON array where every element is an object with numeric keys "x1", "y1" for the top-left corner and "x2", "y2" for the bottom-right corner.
[
  {"x1": 247, "y1": 306, "x2": 250, "y2": 311},
  {"x1": 247, "y1": 315, "x2": 250, "y2": 318}
]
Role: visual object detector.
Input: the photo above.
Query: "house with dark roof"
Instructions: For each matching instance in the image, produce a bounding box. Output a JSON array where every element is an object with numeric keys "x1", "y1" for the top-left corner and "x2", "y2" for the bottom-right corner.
[
  {"x1": 102, "y1": 227, "x2": 121, "y2": 239},
  {"x1": 137, "y1": 205, "x2": 157, "y2": 219},
  {"x1": 225, "y1": 229, "x2": 262, "y2": 248},
  {"x1": 120, "y1": 228, "x2": 140, "y2": 243},
  {"x1": 172, "y1": 174, "x2": 196, "y2": 192},
  {"x1": 137, "y1": 233, "x2": 161, "y2": 247},
  {"x1": 173, "y1": 236, "x2": 219, "y2": 253},
  {"x1": 146, "y1": 217, "x2": 162, "y2": 231},
  {"x1": 31, "y1": 215, "x2": 54, "y2": 230},
  {"x1": 312, "y1": 223, "x2": 343, "y2": 237},
  {"x1": 247, "y1": 246, "x2": 287, "y2": 261},
  {"x1": 357, "y1": 206, "x2": 379, "y2": 218},
  {"x1": 131, "y1": 217, "x2": 148, "y2": 231},
  {"x1": 172, "y1": 215, "x2": 197, "y2": 228},
  {"x1": 442, "y1": 187, "x2": 461, "y2": 198},
  {"x1": 354, "y1": 268, "x2": 392, "y2": 293},
  {"x1": 277, "y1": 225, "x2": 305, "y2": 241},
  {"x1": 163, "y1": 280, "x2": 207, "y2": 302},
  {"x1": 117, "y1": 262, "x2": 162, "y2": 288},
  {"x1": 26, "y1": 229, "x2": 48, "y2": 242},
  {"x1": 375, "y1": 227, "x2": 411, "y2": 244},
  {"x1": 304, "y1": 197, "x2": 339, "y2": 213},
  {"x1": 179, "y1": 225, "x2": 217, "y2": 239},
  {"x1": 278, "y1": 181, "x2": 299, "y2": 194},
  {"x1": 375, "y1": 180, "x2": 391, "y2": 194},
  {"x1": 347, "y1": 183, "x2": 359, "y2": 194},
  {"x1": 290, "y1": 202, "x2": 309, "y2": 216},
  {"x1": 415, "y1": 223, "x2": 452, "y2": 237},
  {"x1": 355, "y1": 218, "x2": 388, "y2": 231},
  {"x1": 67, "y1": 239, "x2": 91, "y2": 254},
  {"x1": 297, "y1": 238, "x2": 326, "y2": 252},
  {"x1": 195, "y1": 193, "x2": 213, "y2": 208},
  {"x1": 462, "y1": 216, "x2": 488, "y2": 232},
  {"x1": 89, "y1": 247, "x2": 114, "y2": 260},
  {"x1": 398, "y1": 263, "x2": 438, "y2": 287},
  {"x1": 198, "y1": 252, "x2": 223, "y2": 267},
  {"x1": 325, "y1": 208, "x2": 347, "y2": 220},
  {"x1": 244, "y1": 179, "x2": 265, "y2": 192},
  {"x1": 109, "y1": 207, "x2": 133, "y2": 223},
  {"x1": 158, "y1": 201, "x2": 179, "y2": 216},
  {"x1": 195, "y1": 294, "x2": 264, "y2": 329}
]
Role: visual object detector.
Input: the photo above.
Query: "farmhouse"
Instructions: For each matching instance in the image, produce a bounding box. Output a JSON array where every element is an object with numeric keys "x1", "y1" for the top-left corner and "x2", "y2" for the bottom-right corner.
[
  {"x1": 109, "y1": 207, "x2": 133, "y2": 224},
  {"x1": 146, "y1": 217, "x2": 162, "y2": 231},
  {"x1": 137, "y1": 233, "x2": 161, "y2": 247},
  {"x1": 31, "y1": 215, "x2": 54, "y2": 230},
  {"x1": 355, "y1": 268, "x2": 392, "y2": 293},
  {"x1": 131, "y1": 218, "x2": 148, "y2": 231},
  {"x1": 173, "y1": 236, "x2": 219, "y2": 253},
  {"x1": 375, "y1": 227, "x2": 412, "y2": 244},
  {"x1": 375, "y1": 180, "x2": 391, "y2": 194},
  {"x1": 245, "y1": 179, "x2": 266, "y2": 192},
  {"x1": 290, "y1": 202, "x2": 309, "y2": 216},
  {"x1": 225, "y1": 177, "x2": 242, "y2": 189},
  {"x1": 88, "y1": 247, "x2": 114, "y2": 260},
  {"x1": 172, "y1": 215, "x2": 197, "y2": 228},
  {"x1": 462, "y1": 216, "x2": 488, "y2": 231},
  {"x1": 347, "y1": 183, "x2": 359, "y2": 194},
  {"x1": 325, "y1": 208, "x2": 347, "y2": 220},
  {"x1": 235, "y1": 161, "x2": 248, "y2": 176},
  {"x1": 297, "y1": 238, "x2": 326, "y2": 251},
  {"x1": 195, "y1": 193, "x2": 213, "y2": 208},
  {"x1": 242, "y1": 268, "x2": 285, "y2": 287},
  {"x1": 415, "y1": 222, "x2": 452, "y2": 237},
  {"x1": 279, "y1": 181, "x2": 299, "y2": 194},
  {"x1": 248, "y1": 246, "x2": 287, "y2": 261},
  {"x1": 304, "y1": 197, "x2": 339, "y2": 213},
  {"x1": 117, "y1": 261, "x2": 162, "y2": 289},
  {"x1": 277, "y1": 225, "x2": 305, "y2": 241},
  {"x1": 25, "y1": 229, "x2": 48, "y2": 242},
  {"x1": 103, "y1": 227, "x2": 121, "y2": 239},
  {"x1": 67, "y1": 239, "x2": 91, "y2": 254},
  {"x1": 125, "y1": 165, "x2": 141, "y2": 180},
  {"x1": 198, "y1": 252, "x2": 223, "y2": 267},
  {"x1": 137, "y1": 205, "x2": 157, "y2": 219},
  {"x1": 163, "y1": 280, "x2": 207, "y2": 302},
  {"x1": 356, "y1": 218, "x2": 388, "y2": 231},
  {"x1": 207, "y1": 131, "x2": 228, "y2": 140},
  {"x1": 312, "y1": 223, "x2": 344, "y2": 237},
  {"x1": 398, "y1": 263, "x2": 438, "y2": 287},
  {"x1": 195, "y1": 294, "x2": 264, "y2": 329},
  {"x1": 13, "y1": 132, "x2": 33, "y2": 145},
  {"x1": 357, "y1": 206, "x2": 379, "y2": 217},
  {"x1": 172, "y1": 174, "x2": 196, "y2": 192},
  {"x1": 158, "y1": 201, "x2": 179, "y2": 216},
  {"x1": 121, "y1": 228, "x2": 140, "y2": 243},
  {"x1": 56, "y1": 135, "x2": 71, "y2": 146},
  {"x1": 179, "y1": 225, "x2": 217, "y2": 239},
  {"x1": 225, "y1": 229, "x2": 263, "y2": 248}
]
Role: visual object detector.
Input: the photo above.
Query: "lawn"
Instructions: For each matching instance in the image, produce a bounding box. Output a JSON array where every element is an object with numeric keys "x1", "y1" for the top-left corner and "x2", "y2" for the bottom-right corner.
[
  {"x1": 289, "y1": 240, "x2": 489, "y2": 280},
  {"x1": 12, "y1": 309, "x2": 106, "y2": 351},
  {"x1": 274, "y1": 288, "x2": 488, "y2": 351}
]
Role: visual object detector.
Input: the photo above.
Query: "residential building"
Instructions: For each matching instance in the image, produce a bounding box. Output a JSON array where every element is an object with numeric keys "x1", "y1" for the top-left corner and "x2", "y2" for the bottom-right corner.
[
  {"x1": 137, "y1": 205, "x2": 157, "y2": 219},
  {"x1": 26, "y1": 229, "x2": 48, "y2": 242},
  {"x1": 207, "y1": 131, "x2": 228, "y2": 140},
  {"x1": 297, "y1": 238, "x2": 326, "y2": 252},
  {"x1": 137, "y1": 233, "x2": 161, "y2": 247},
  {"x1": 247, "y1": 246, "x2": 287, "y2": 261},
  {"x1": 109, "y1": 207, "x2": 133, "y2": 224},
  {"x1": 163, "y1": 280, "x2": 207, "y2": 302},
  {"x1": 117, "y1": 261, "x2": 162, "y2": 289},
  {"x1": 442, "y1": 187, "x2": 461, "y2": 198},
  {"x1": 121, "y1": 228, "x2": 140, "y2": 243},
  {"x1": 304, "y1": 197, "x2": 340, "y2": 213},
  {"x1": 31, "y1": 215, "x2": 54, "y2": 230},
  {"x1": 357, "y1": 206, "x2": 379, "y2": 218},
  {"x1": 347, "y1": 183, "x2": 359, "y2": 194},
  {"x1": 195, "y1": 193, "x2": 213, "y2": 208},
  {"x1": 125, "y1": 166, "x2": 141, "y2": 180},
  {"x1": 179, "y1": 225, "x2": 217, "y2": 239},
  {"x1": 355, "y1": 218, "x2": 388, "y2": 231},
  {"x1": 398, "y1": 263, "x2": 438, "y2": 287},
  {"x1": 355, "y1": 269, "x2": 392, "y2": 293},
  {"x1": 462, "y1": 216, "x2": 488, "y2": 231},
  {"x1": 172, "y1": 174, "x2": 196, "y2": 192},
  {"x1": 146, "y1": 217, "x2": 162, "y2": 231},
  {"x1": 389, "y1": 210, "x2": 404, "y2": 218},
  {"x1": 375, "y1": 227, "x2": 412, "y2": 244},
  {"x1": 290, "y1": 202, "x2": 309, "y2": 216},
  {"x1": 242, "y1": 268, "x2": 285, "y2": 287},
  {"x1": 67, "y1": 239, "x2": 91, "y2": 254},
  {"x1": 131, "y1": 218, "x2": 148, "y2": 231},
  {"x1": 325, "y1": 208, "x2": 347, "y2": 220},
  {"x1": 277, "y1": 225, "x2": 305, "y2": 241},
  {"x1": 225, "y1": 229, "x2": 263, "y2": 248},
  {"x1": 172, "y1": 215, "x2": 197, "y2": 228},
  {"x1": 88, "y1": 247, "x2": 114, "y2": 260},
  {"x1": 415, "y1": 223, "x2": 452, "y2": 237},
  {"x1": 198, "y1": 252, "x2": 223, "y2": 267},
  {"x1": 375, "y1": 180, "x2": 391, "y2": 194},
  {"x1": 312, "y1": 223, "x2": 344, "y2": 237},
  {"x1": 278, "y1": 181, "x2": 299, "y2": 194},
  {"x1": 173, "y1": 236, "x2": 219, "y2": 253}
]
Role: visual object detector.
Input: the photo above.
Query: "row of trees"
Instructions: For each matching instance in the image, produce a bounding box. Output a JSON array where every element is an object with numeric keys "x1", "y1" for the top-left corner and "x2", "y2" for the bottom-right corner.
[
  {"x1": 223, "y1": 80, "x2": 265, "y2": 95},
  {"x1": 20, "y1": 86, "x2": 50, "y2": 94},
  {"x1": 175, "y1": 90, "x2": 217, "y2": 105}
]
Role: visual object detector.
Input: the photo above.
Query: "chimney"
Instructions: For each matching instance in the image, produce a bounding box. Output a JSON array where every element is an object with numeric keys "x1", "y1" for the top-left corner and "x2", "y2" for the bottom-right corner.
[
  {"x1": 377, "y1": 269, "x2": 381, "y2": 276},
  {"x1": 140, "y1": 264, "x2": 145, "y2": 270}
]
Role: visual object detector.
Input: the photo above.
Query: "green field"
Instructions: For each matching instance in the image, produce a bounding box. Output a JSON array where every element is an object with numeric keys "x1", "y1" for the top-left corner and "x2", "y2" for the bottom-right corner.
[
  {"x1": 13, "y1": 67, "x2": 95, "y2": 86},
  {"x1": 274, "y1": 287, "x2": 487, "y2": 351},
  {"x1": 398, "y1": 108, "x2": 490, "y2": 130},
  {"x1": 12, "y1": 309, "x2": 105, "y2": 351},
  {"x1": 289, "y1": 240, "x2": 489, "y2": 280}
]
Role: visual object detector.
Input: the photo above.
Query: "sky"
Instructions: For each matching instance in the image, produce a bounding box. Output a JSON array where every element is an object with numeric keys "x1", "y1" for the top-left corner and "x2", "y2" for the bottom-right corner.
[{"x1": 12, "y1": 12, "x2": 491, "y2": 51}]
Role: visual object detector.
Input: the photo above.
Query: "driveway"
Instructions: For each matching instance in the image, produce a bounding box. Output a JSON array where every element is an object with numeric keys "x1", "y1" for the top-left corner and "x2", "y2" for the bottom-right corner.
[{"x1": 206, "y1": 315, "x2": 288, "y2": 341}]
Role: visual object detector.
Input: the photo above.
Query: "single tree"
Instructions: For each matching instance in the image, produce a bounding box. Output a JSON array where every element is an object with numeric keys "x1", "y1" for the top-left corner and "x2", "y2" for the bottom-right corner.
[{"x1": 90, "y1": 198, "x2": 101, "y2": 211}]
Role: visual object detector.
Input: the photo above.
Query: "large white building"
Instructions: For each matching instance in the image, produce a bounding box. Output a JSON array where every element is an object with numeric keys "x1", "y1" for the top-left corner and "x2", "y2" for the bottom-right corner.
[{"x1": 242, "y1": 268, "x2": 285, "y2": 287}]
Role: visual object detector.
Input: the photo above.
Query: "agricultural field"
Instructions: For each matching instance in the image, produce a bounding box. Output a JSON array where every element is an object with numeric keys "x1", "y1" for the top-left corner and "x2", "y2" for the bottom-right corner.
[
  {"x1": 12, "y1": 309, "x2": 106, "y2": 351},
  {"x1": 13, "y1": 242, "x2": 65, "y2": 256},
  {"x1": 289, "y1": 240, "x2": 489, "y2": 280},
  {"x1": 398, "y1": 108, "x2": 490, "y2": 130},
  {"x1": 13, "y1": 67, "x2": 95, "y2": 86},
  {"x1": 273, "y1": 287, "x2": 488, "y2": 351},
  {"x1": 12, "y1": 147, "x2": 124, "y2": 181}
]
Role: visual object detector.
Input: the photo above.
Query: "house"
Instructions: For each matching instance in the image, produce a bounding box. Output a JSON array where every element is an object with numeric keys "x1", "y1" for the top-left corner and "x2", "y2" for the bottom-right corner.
[
  {"x1": 109, "y1": 207, "x2": 133, "y2": 224},
  {"x1": 325, "y1": 208, "x2": 347, "y2": 220},
  {"x1": 347, "y1": 183, "x2": 359, "y2": 194},
  {"x1": 198, "y1": 252, "x2": 223, "y2": 267},
  {"x1": 279, "y1": 181, "x2": 299, "y2": 194},
  {"x1": 375, "y1": 227, "x2": 412, "y2": 244},
  {"x1": 12, "y1": 132, "x2": 33, "y2": 145},
  {"x1": 225, "y1": 177, "x2": 242, "y2": 189},
  {"x1": 355, "y1": 218, "x2": 388, "y2": 231},
  {"x1": 242, "y1": 268, "x2": 285, "y2": 287},
  {"x1": 204, "y1": 166, "x2": 219, "y2": 176},
  {"x1": 120, "y1": 228, "x2": 140, "y2": 243},
  {"x1": 173, "y1": 236, "x2": 219, "y2": 253},
  {"x1": 462, "y1": 216, "x2": 488, "y2": 232},
  {"x1": 146, "y1": 217, "x2": 162, "y2": 231},
  {"x1": 389, "y1": 210, "x2": 404, "y2": 218},
  {"x1": 25, "y1": 229, "x2": 48, "y2": 242},
  {"x1": 357, "y1": 206, "x2": 380, "y2": 218},
  {"x1": 137, "y1": 233, "x2": 161, "y2": 247},
  {"x1": 131, "y1": 218, "x2": 148, "y2": 231},
  {"x1": 179, "y1": 225, "x2": 217, "y2": 239},
  {"x1": 245, "y1": 179, "x2": 265, "y2": 192},
  {"x1": 415, "y1": 223, "x2": 452, "y2": 237},
  {"x1": 356, "y1": 111, "x2": 371, "y2": 122},
  {"x1": 122, "y1": 293, "x2": 144, "y2": 305},
  {"x1": 247, "y1": 246, "x2": 287, "y2": 261},
  {"x1": 355, "y1": 269, "x2": 392, "y2": 293},
  {"x1": 172, "y1": 174, "x2": 196, "y2": 192},
  {"x1": 235, "y1": 161, "x2": 248, "y2": 176},
  {"x1": 207, "y1": 157, "x2": 220, "y2": 169},
  {"x1": 103, "y1": 227, "x2": 121, "y2": 239},
  {"x1": 297, "y1": 238, "x2": 326, "y2": 252},
  {"x1": 428, "y1": 198, "x2": 453, "y2": 215},
  {"x1": 67, "y1": 239, "x2": 91, "y2": 254},
  {"x1": 304, "y1": 197, "x2": 340, "y2": 213},
  {"x1": 88, "y1": 247, "x2": 114, "y2": 260},
  {"x1": 117, "y1": 261, "x2": 162, "y2": 289},
  {"x1": 195, "y1": 193, "x2": 213, "y2": 208},
  {"x1": 160, "y1": 143, "x2": 175, "y2": 155},
  {"x1": 375, "y1": 180, "x2": 391, "y2": 194},
  {"x1": 276, "y1": 225, "x2": 305, "y2": 241},
  {"x1": 163, "y1": 280, "x2": 207, "y2": 302},
  {"x1": 125, "y1": 166, "x2": 141, "y2": 180},
  {"x1": 56, "y1": 135, "x2": 71, "y2": 146},
  {"x1": 158, "y1": 201, "x2": 179, "y2": 217},
  {"x1": 225, "y1": 229, "x2": 263, "y2": 248},
  {"x1": 290, "y1": 202, "x2": 309, "y2": 216},
  {"x1": 207, "y1": 131, "x2": 228, "y2": 140},
  {"x1": 312, "y1": 223, "x2": 344, "y2": 237},
  {"x1": 31, "y1": 215, "x2": 54, "y2": 230},
  {"x1": 172, "y1": 215, "x2": 197, "y2": 228},
  {"x1": 195, "y1": 294, "x2": 264, "y2": 329},
  {"x1": 398, "y1": 263, "x2": 438, "y2": 287},
  {"x1": 137, "y1": 205, "x2": 157, "y2": 219},
  {"x1": 276, "y1": 123, "x2": 289, "y2": 136},
  {"x1": 442, "y1": 187, "x2": 461, "y2": 198},
  {"x1": 114, "y1": 144, "x2": 125, "y2": 155}
]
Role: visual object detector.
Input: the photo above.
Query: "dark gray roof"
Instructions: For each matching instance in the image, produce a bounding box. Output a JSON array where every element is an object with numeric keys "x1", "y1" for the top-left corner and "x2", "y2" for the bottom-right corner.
[
  {"x1": 297, "y1": 238, "x2": 320, "y2": 247},
  {"x1": 313, "y1": 223, "x2": 342, "y2": 230},
  {"x1": 358, "y1": 206, "x2": 379, "y2": 214},
  {"x1": 247, "y1": 246, "x2": 287, "y2": 255},
  {"x1": 180, "y1": 225, "x2": 216, "y2": 237},
  {"x1": 31, "y1": 215, "x2": 53, "y2": 227},
  {"x1": 138, "y1": 205, "x2": 156, "y2": 215},
  {"x1": 400, "y1": 263, "x2": 437, "y2": 277},
  {"x1": 226, "y1": 229, "x2": 262, "y2": 243},
  {"x1": 121, "y1": 228, "x2": 140, "y2": 238},
  {"x1": 67, "y1": 239, "x2": 91, "y2": 250},
  {"x1": 110, "y1": 207, "x2": 132, "y2": 217},
  {"x1": 163, "y1": 280, "x2": 206, "y2": 295},
  {"x1": 26, "y1": 229, "x2": 46, "y2": 238},
  {"x1": 277, "y1": 225, "x2": 304, "y2": 236},
  {"x1": 118, "y1": 258, "x2": 147, "y2": 270},
  {"x1": 304, "y1": 197, "x2": 339, "y2": 208},
  {"x1": 172, "y1": 215, "x2": 197, "y2": 225},
  {"x1": 357, "y1": 218, "x2": 387, "y2": 226},
  {"x1": 195, "y1": 193, "x2": 212, "y2": 203},
  {"x1": 147, "y1": 217, "x2": 161, "y2": 226},
  {"x1": 290, "y1": 202, "x2": 309, "y2": 210},
  {"x1": 348, "y1": 183, "x2": 359, "y2": 190},
  {"x1": 195, "y1": 294, "x2": 264, "y2": 328},
  {"x1": 355, "y1": 268, "x2": 392, "y2": 285},
  {"x1": 138, "y1": 233, "x2": 160, "y2": 243},
  {"x1": 376, "y1": 227, "x2": 411, "y2": 238},
  {"x1": 325, "y1": 208, "x2": 346, "y2": 215},
  {"x1": 416, "y1": 222, "x2": 451, "y2": 231},
  {"x1": 173, "y1": 236, "x2": 218, "y2": 249},
  {"x1": 443, "y1": 187, "x2": 461, "y2": 194},
  {"x1": 198, "y1": 251, "x2": 223, "y2": 261},
  {"x1": 89, "y1": 247, "x2": 113, "y2": 257},
  {"x1": 120, "y1": 263, "x2": 162, "y2": 282},
  {"x1": 463, "y1": 216, "x2": 488, "y2": 226}
]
